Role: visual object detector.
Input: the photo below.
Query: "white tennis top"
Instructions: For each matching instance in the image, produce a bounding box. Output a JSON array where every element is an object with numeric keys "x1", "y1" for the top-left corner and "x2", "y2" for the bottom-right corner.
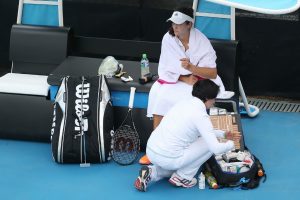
[{"x1": 147, "y1": 97, "x2": 234, "y2": 158}]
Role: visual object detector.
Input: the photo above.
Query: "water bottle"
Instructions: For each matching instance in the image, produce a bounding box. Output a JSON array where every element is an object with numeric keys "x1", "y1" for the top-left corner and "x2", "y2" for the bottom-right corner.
[
  {"x1": 204, "y1": 171, "x2": 218, "y2": 189},
  {"x1": 198, "y1": 172, "x2": 205, "y2": 190},
  {"x1": 140, "y1": 53, "x2": 150, "y2": 77}
]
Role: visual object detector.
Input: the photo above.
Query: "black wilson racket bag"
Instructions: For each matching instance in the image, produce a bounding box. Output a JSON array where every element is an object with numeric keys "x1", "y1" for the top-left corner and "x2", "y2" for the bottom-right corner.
[{"x1": 51, "y1": 75, "x2": 114, "y2": 164}]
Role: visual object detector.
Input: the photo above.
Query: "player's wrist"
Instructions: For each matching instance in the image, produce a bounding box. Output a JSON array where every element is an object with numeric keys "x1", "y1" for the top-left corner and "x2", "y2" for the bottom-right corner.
[{"x1": 188, "y1": 63, "x2": 194, "y2": 71}]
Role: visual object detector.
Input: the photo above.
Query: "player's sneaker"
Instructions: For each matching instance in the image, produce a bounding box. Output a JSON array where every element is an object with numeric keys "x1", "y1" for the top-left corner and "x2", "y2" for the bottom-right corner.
[
  {"x1": 169, "y1": 173, "x2": 197, "y2": 188},
  {"x1": 139, "y1": 154, "x2": 151, "y2": 165},
  {"x1": 134, "y1": 166, "x2": 152, "y2": 192}
]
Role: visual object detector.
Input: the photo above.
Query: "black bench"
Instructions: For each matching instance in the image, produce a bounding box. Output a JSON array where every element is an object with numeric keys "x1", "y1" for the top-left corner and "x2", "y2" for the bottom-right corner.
[
  {"x1": 70, "y1": 36, "x2": 239, "y2": 99},
  {"x1": 71, "y1": 36, "x2": 240, "y2": 112}
]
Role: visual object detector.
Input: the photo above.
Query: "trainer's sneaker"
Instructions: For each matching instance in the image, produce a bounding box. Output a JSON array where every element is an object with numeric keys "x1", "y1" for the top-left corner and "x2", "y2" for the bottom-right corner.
[
  {"x1": 134, "y1": 166, "x2": 152, "y2": 192},
  {"x1": 169, "y1": 173, "x2": 197, "y2": 188},
  {"x1": 139, "y1": 154, "x2": 151, "y2": 165}
]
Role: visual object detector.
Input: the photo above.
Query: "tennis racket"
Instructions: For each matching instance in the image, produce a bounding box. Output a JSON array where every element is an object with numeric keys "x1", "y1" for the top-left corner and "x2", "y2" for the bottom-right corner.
[{"x1": 112, "y1": 87, "x2": 140, "y2": 165}]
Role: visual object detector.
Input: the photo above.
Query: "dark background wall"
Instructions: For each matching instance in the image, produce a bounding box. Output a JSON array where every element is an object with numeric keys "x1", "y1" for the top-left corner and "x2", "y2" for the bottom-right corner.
[
  {"x1": 0, "y1": 0, "x2": 299, "y2": 99},
  {"x1": 0, "y1": 0, "x2": 187, "y2": 72},
  {"x1": 0, "y1": 0, "x2": 18, "y2": 74},
  {"x1": 62, "y1": 0, "x2": 193, "y2": 40},
  {"x1": 236, "y1": 11, "x2": 300, "y2": 99}
]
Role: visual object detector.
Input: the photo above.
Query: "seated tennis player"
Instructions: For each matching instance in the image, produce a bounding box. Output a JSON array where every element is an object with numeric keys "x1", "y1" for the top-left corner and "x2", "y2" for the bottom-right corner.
[{"x1": 134, "y1": 80, "x2": 235, "y2": 192}]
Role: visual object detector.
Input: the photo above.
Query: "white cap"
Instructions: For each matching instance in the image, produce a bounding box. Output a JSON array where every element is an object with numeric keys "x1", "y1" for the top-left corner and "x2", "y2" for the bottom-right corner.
[{"x1": 167, "y1": 11, "x2": 194, "y2": 24}]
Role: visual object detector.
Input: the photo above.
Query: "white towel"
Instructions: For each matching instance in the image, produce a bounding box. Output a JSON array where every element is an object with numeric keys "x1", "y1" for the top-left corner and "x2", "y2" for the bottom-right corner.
[
  {"x1": 0, "y1": 73, "x2": 50, "y2": 96},
  {"x1": 158, "y1": 28, "x2": 217, "y2": 82},
  {"x1": 158, "y1": 28, "x2": 234, "y2": 99}
]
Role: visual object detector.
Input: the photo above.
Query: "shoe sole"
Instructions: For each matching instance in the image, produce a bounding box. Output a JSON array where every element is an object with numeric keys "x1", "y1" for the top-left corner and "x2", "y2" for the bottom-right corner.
[
  {"x1": 139, "y1": 160, "x2": 151, "y2": 165},
  {"x1": 134, "y1": 167, "x2": 150, "y2": 192},
  {"x1": 139, "y1": 155, "x2": 151, "y2": 165},
  {"x1": 139, "y1": 158, "x2": 151, "y2": 165},
  {"x1": 134, "y1": 177, "x2": 145, "y2": 192}
]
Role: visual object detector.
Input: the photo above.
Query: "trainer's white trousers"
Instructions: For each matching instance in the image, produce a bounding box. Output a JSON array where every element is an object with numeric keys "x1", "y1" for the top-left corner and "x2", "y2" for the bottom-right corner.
[{"x1": 146, "y1": 137, "x2": 212, "y2": 181}]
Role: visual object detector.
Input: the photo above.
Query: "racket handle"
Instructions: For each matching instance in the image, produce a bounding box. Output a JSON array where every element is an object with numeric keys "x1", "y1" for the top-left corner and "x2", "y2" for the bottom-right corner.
[{"x1": 128, "y1": 87, "x2": 136, "y2": 108}]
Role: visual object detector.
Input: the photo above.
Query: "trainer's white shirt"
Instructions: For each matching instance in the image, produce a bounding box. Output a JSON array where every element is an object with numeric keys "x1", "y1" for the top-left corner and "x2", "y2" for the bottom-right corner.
[{"x1": 147, "y1": 97, "x2": 234, "y2": 158}]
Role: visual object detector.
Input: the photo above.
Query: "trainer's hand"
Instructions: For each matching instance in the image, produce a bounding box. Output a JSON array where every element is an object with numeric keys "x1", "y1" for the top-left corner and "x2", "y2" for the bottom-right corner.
[
  {"x1": 225, "y1": 131, "x2": 233, "y2": 140},
  {"x1": 226, "y1": 140, "x2": 235, "y2": 150},
  {"x1": 180, "y1": 58, "x2": 193, "y2": 71},
  {"x1": 225, "y1": 131, "x2": 241, "y2": 143}
]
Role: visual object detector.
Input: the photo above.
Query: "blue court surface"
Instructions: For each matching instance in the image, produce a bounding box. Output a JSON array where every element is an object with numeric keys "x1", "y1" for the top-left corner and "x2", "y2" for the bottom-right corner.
[{"x1": 1, "y1": 111, "x2": 300, "y2": 200}]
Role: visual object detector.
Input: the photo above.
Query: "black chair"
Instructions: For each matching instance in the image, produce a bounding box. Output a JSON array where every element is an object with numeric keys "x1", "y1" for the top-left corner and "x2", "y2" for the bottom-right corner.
[
  {"x1": 0, "y1": 24, "x2": 70, "y2": 142},
  {"x1": 211, "y1": 39, "x2": 240, "y2": 113}
]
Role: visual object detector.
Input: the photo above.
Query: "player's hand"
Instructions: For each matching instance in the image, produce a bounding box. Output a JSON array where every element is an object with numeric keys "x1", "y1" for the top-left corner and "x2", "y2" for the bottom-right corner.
[
  {"x1": 180, "y1": 58, "x2": 192, "y2": 71},
  {"x1": 180, "y1": 74, "x2": 198, "y2": 85}
]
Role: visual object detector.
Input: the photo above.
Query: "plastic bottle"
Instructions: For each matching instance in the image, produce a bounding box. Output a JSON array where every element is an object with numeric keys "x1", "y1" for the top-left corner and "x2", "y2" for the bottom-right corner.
[
  {"x1": 198, "y1": 172, "x2": 205, "y2": 190},
  {"x1": 204, "y1": 171, "x2": 218, "y2": 189},
  {"x1": 140, "y1": 53, "x2": 150, "y2": 77}
]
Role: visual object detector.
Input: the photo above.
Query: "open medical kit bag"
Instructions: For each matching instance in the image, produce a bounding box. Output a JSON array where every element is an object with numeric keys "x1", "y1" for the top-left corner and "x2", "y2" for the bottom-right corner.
[{"x1": 206, "y1": 112, "x2": 266, "y2": 189}]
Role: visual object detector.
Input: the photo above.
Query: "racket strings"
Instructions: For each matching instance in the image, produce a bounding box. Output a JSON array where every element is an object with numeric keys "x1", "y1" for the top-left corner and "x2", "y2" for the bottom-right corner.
[
  {"x1": 119, "y1": 110, "x2": 131, "y2": 127},
  {"x1": 112, "y1": 87, "x2": 140, "y2": 165},
  {"x1": 112, "y1": 125, "x2": 140, "y2": 165}
]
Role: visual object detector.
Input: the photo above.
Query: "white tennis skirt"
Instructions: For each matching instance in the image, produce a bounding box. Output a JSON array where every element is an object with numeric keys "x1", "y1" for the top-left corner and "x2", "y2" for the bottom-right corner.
[
  {"x1": 146, "y1": 76, "x2": 234, "y2": 118},
  {"x1": 147, "y1": 81, "x2": 193, "y2": 118}
]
